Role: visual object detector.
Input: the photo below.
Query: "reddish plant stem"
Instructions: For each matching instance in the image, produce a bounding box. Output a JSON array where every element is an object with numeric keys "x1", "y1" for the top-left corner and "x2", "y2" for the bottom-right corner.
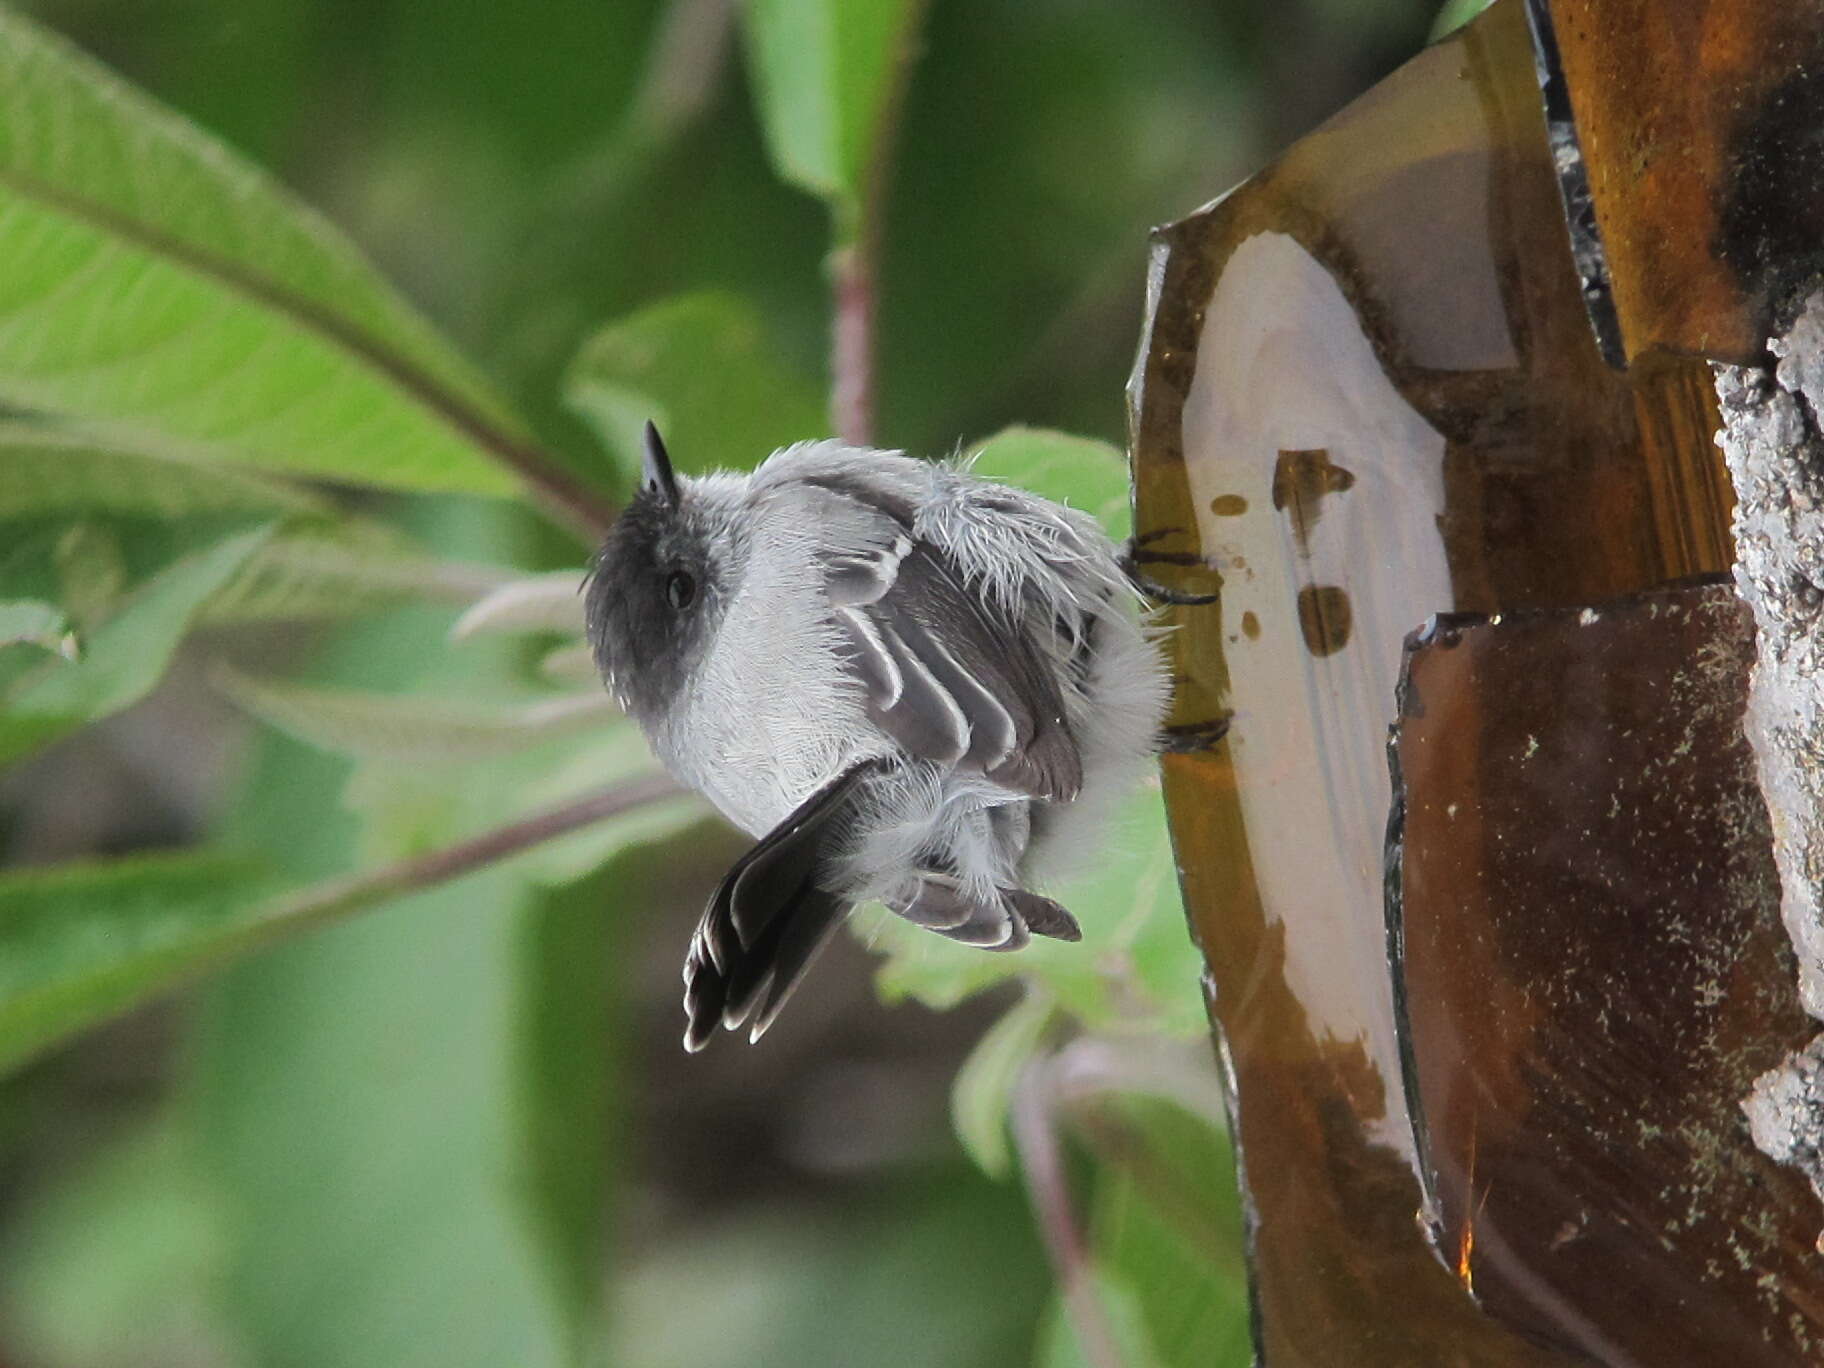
[
  {"x1": 1013, "y1": 1062, "x2": 1129, "y2": 1368},
  {"x1": 826, "y1": 0, "x2": 928, "y2": 447},
  {"x1": 831, "y1": 243, "x2": 876, "y2": 446},
  {"x1": 52, "y1": 774, "x2": 689, "y2": 1068},
  {"x1": 260, "y1": 771, "x2": 684, "y2": 938}
]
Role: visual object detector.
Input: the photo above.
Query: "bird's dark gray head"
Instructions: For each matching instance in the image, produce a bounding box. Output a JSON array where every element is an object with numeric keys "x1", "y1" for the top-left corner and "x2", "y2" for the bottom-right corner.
[{"x1": 584, "y1": 423, "x2": 729, "y2": 723}]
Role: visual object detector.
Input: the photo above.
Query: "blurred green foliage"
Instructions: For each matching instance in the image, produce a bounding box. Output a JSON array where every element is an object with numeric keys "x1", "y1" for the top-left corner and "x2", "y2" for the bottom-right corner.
[{"x1": 0, "y1": 0, "x2": 1445, "y2": 1364}]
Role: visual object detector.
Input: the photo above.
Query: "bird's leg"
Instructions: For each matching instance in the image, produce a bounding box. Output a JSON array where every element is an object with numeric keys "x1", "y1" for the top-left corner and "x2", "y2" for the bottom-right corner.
[
  {"x1": 1158, "y1": 714, "x2": 1231, "y2": 754},
  {"x1": 1120, "y1": 533, "x2": 1219, "y2": 606}
]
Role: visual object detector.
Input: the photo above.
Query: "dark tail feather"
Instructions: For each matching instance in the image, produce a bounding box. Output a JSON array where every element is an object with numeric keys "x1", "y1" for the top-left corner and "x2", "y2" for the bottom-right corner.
[
  {"x1": 1001, "y1": 888, "x2": 1082, "y2": 942},
  {"x1": 744, "y1": 889, "x2": 852, "y2": 1039},
  {"x1": 682, "y1": 762, "x2": 878, "y2": 1052},
  {"x1": 684, "y1": 885, "x2": 851, "y2": 1051}
]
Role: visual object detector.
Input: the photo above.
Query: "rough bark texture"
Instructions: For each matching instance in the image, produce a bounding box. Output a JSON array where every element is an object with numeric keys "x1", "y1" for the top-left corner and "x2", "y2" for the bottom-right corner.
[
  {"x1": 1714, "y1": 292, "x2": 1824, "y2": 1021},
  {"x1": 1717, "y1": 292, "x2": 1824, "y2": 1232},
  {"x1": 1744, "y1": 1036, "x2": 1824, "y2": 1236}
]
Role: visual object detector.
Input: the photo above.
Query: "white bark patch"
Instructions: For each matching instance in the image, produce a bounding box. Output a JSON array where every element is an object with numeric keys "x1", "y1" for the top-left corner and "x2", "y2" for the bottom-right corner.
[{"x1": 1714, "y1": 294, "x2": 1824, "y2": 1018}]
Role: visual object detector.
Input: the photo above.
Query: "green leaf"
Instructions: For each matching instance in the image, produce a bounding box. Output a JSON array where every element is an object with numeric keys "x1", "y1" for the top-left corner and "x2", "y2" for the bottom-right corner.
[
  {"x1": 0, "y1": 849, "x2": 274, "y2": 1076},
  {"x1": 1430, "y1": 0, "x2": 1497, "y2": 41},
  {"x1": 952, "y1": 990, "x2": 1055, "y2": 1178},
  {"x1": 1, "y1": 523, "x2": 274, "y2": 766},
  {"x1": 0, "y1": 600, "x2": 69, "y2": 652},
  {"x1": 1064, "y1": 1097, "x2": 1252, "y2": 1368},
  {"x1": 0, "y1": 10, "x2": 529, "y2": 497},
  {"x1": 968, "y1": 426, "x2": 1132, "y2": 541},
  {"x1": 185, "y1": 562, "x2": 637, "y2": 1368},
  {"x1": 564, "y1": 291, "x2": 825, "y2": 486},
  {"x1": 50, "y1": 522, "x2": 126, "y2": 631},
  {"x1": 0, "y1": 423, "x2": 325, "y2": 519},
  {"x1": 0, "y1": 425, "x2": 479, "y2": 626},
  {"x1": 743, "y1": 0, "x2": 924, "y2": 228},
  {"x1": 217, "y1": 667, "x2": 618, "y2": 764},
  {"x1": 0, "y1": 423, "x2": 508, "y2": 624},
  {"x1": 190, "y1": 867, "x2": 606, "y2": 1368},
  {"x1": 198, "y1": 519, "x2": 516, "y2": 624},
  {"x1": 451, "y1": 570, "x2": 589, "y2": 641},
  {"x1": 0, "y1": 1120, "x2": 241, "y2": 1368}
]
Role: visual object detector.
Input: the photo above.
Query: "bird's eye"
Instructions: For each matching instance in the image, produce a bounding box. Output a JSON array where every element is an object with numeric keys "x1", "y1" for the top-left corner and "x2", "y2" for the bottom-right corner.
[{"x1": 665, "y1": 570, "x2": 697, "y2": 610}]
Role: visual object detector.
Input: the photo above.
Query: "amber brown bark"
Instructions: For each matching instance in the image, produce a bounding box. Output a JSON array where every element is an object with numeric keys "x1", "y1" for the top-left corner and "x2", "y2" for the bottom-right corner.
[{"x1": 1128, "y1": 0, "x2": 1824, "y2": 1361}]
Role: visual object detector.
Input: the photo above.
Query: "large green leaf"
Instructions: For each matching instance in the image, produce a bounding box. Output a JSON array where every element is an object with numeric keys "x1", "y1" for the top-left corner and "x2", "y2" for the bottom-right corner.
[
  {"x1": 952, "y1": 990, "x2": 1056, "y2": 1178},
  {"x1": 1065, "y1": 1098, "x2": 1251, "y2": 1368},
  {"x1": 743, "y1": 0, "x2": 924, "y2": 230},
  {"x1": 0, "y1": 523, "x2": 274, "y2": 765},
  {"x1": 0, "y1": 1121, "x2": 241, "y2": 1368},
  {"x1": 216, "y1": 668, "x2": 617, "y2": 763},
  {"x1": 968, "y1": 427, "x2": 1131, "y2": 540},
  {"x1": 0, "y1": 10, "x2": 528, "y2": 497},
  {"x1": 0, "y1": 424, "x2": 518, "y2": 623},
  {"x1": 0, "y1": 600, "x2": 68, "y2": 652},
  {"x1": 188, "y1": 546, "x2": 631, "y2": 1368},
  {"x1": 0, "y1": 423, "x2": 325, "y2": 519},
  {"x1": 197, "y1": 518, "x2": 515, "y2": 624},
  {"x1": 564, "y1": 291, "x2": 825, "y2": 485},
  {"x1": 0, "y1": 849, "x2": 274, "y2": 1076}
]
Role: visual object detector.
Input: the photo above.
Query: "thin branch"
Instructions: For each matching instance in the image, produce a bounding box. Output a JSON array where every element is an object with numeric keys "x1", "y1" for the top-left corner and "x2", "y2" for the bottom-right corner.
[
  {"x1": 830, "y1": 245, "x2": 876, "y2": 445},
  {"x1": 630, "y1": 0, "x2": 738, "y2": 138},
  {"x1": 23, "y1": 773, "x2": 690, "y2": 1073},
  {"x1": 1013, "y1": 1060, "x2": 1130, "y2": 1368},
  {"x1": 257, "y1": 770, "x2": 684, "y2": 939},
  {"x1": 827, "y1": 0, "x2": 929, "y2": 446}
]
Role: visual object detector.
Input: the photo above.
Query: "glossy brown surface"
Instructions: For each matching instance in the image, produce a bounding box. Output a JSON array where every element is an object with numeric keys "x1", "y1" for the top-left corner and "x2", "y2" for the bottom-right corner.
[
  {"x1": 1538, "y1": 0, "x2": 1824, "y2": 365},
  {"x1": 1128, "y1": 0, "x2": 1817, "y2": 1360},
  {"x1": 1392, "y1": 584, "x2": 1821, "y2": 1365}
]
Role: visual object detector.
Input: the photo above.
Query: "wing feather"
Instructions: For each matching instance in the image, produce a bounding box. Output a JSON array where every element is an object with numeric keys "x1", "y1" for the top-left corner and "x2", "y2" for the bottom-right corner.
[
  {"x1": 861, "y1": 616, "x2": 970, "y2": 766},
  {"x1": 813, "y1": 492, "x2": 1083, "y2": 801}
]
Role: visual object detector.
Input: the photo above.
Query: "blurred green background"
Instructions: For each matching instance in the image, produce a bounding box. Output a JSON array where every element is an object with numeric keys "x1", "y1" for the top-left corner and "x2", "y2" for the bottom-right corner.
[{"x1": 0, "y1": 1, "x2": 1451, "y2": 1364}]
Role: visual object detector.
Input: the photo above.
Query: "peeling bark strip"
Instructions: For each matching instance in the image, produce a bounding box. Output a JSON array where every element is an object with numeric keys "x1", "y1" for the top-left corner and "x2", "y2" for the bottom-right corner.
[{"x1": 1713, "y1": 292, "x2": 1824, "y2": 1022}]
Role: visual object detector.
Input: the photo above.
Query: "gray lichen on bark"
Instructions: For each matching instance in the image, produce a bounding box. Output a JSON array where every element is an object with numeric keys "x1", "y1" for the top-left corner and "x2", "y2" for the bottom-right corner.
[
  {"x1": 1717, "y1": 291, "x2": 1824, "y2": 1203},
  {"x1": 1713, "y1": 293, "x2": 1824, "y2": 1018},
  {"x1": 1744, "y1": 1036, "x2": 1824, "y2": 1242}
]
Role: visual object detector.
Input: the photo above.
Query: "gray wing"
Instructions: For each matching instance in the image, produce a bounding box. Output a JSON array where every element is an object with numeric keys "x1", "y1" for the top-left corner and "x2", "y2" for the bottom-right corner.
[{"x1": 822, "y1": 513, "x2": 1082, "y2": 802}]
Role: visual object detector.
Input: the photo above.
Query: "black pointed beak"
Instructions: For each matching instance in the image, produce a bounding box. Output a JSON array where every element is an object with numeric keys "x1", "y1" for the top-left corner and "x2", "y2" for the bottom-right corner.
[{"x1": 642, "y1": 421, "x2": 681, "y2": 507}]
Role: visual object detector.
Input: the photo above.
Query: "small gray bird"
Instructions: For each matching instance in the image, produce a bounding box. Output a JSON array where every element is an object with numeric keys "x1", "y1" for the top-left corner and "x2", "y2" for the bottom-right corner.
[{"x1": 585, "y1": 424, "x2": 1167, "y2": 1051}]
